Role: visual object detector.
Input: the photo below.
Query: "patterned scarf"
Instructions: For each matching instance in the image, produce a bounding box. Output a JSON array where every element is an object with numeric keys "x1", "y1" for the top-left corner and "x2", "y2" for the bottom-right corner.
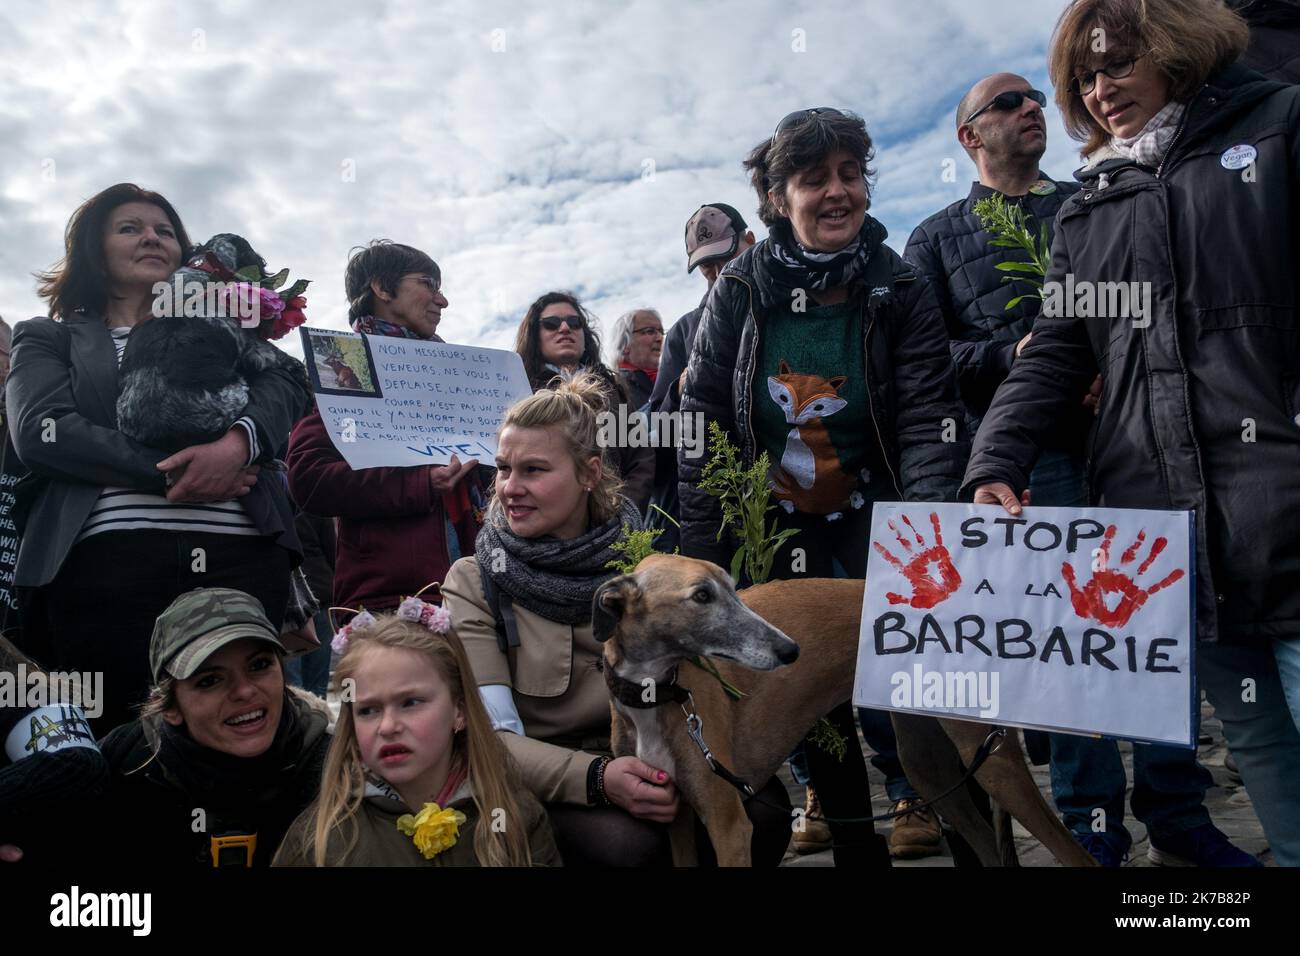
[
  {"x1": 474, "y1": 498, "x2": 642, "y2": 625},
  {"x1": 1109, "y1": 101, "x2": 1187, "y2": 168},
  {"x1": 764, "y1": 215, "x2": 884, "y2": 299},
  {"x1": 351, "y1": 314, "x2": 443, "y2": 342}
]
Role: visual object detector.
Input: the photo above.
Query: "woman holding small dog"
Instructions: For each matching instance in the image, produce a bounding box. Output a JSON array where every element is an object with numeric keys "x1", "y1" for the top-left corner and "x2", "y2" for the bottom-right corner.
[
  {"x1": 678, "y1": 109, "x2": 969, "y2": 865},
  {"x1": 7, "y1": 183, "x2": 308, "y2": 734},
  {"x1": 441, "y1": 374, "x2": 791, "y2": 865}
]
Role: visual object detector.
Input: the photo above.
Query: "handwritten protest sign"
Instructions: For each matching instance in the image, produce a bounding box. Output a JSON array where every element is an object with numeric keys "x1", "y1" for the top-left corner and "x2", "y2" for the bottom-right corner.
[
  {"x1": 852, "y1": 503, "x2": 1195, "y2": 747},
  {"x1": 0, "y1": 426, "x2": 23, "y2": 629},
  {"x1": 299, "y1": 326, "x2": 533, "y2": 469}
]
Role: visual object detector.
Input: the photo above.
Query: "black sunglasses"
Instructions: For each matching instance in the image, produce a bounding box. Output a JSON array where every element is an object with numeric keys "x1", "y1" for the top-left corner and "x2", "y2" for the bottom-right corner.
[
  {"x1": 964, "y1": 89, "x2": 1047, "y2": 125},
  {"x1": 773, "y1": 106, "x2": 843, "y2": 140},
  {"x1": 539, "y1": 314, "x2": 584, "y2": 332}
]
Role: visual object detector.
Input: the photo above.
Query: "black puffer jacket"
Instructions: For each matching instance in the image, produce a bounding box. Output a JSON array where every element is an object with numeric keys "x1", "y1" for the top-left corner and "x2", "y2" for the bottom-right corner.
[
  {"x1": 679, "y1": 219, "x2": 968, "y2": 567},
  {"x1": 98, "y1": 689, "x2": 330, "y2": 868},
  {"x1": 962, "y1": 64, "x2": 1300, "y2": 645},
  {"x1": 904, "y1": 178, "x2": 1081, "y2": 430}
]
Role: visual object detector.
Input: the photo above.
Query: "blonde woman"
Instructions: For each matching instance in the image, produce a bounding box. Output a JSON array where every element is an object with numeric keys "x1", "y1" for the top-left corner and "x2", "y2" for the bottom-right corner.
[{"x1": 441, "y1": 373, "x2": 792, "y2": 866}]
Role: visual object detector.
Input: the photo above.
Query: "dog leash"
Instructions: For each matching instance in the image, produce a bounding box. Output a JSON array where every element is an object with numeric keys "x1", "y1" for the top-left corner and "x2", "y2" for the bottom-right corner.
[{"x1": 680, "y1": 693, "x2": 1007, "y2": 824}]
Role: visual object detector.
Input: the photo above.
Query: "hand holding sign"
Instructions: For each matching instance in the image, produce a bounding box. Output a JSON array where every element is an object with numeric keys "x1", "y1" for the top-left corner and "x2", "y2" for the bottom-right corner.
[
  {"x1": 872, "y1": 512, "x2": 962, "y2": 609},
  {"x1": 428, "y1": 454, "x2": 479, "y2": 495},
  {"x1": 1061, "y1": 525, "x2": 1185, "y2": 628}
]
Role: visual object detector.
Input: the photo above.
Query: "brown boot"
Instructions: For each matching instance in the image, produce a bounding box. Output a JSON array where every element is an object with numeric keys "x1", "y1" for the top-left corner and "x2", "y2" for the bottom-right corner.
[
  {"x1": 888, "y1": 798, "x2": 942, "y2": 859},
  {"x1": 793, "y1": 786, "x2": 832, "y2": 854}
]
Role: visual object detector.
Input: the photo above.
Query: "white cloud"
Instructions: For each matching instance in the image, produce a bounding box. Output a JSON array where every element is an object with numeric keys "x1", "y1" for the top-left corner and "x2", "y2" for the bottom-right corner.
[{"x1": 0, "y1": 0, "x2": 1080, "y2": 360}]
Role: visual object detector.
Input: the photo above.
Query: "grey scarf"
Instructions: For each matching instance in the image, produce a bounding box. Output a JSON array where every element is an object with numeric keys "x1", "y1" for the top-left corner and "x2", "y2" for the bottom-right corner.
[{"x1": 475, "y1": 497, "x2": 642, "y2": 625}]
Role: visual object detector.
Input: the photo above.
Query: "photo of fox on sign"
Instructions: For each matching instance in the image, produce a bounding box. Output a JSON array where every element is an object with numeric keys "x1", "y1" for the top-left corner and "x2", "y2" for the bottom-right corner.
[{"x1": 853, "y1": 503, "x2": 1196, "y2": 747}]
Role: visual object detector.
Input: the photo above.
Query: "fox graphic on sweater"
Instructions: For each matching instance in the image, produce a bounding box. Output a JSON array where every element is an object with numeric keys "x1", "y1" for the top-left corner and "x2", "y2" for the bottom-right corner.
[{"x1": 766, "y1": 360, "x2": 858, "y2": 514}]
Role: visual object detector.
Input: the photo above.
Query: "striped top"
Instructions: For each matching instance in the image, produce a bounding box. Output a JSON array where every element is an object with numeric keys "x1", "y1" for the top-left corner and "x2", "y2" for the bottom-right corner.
[{"x1": 75, "y1": 325, "x2": 262, "y2": 543}]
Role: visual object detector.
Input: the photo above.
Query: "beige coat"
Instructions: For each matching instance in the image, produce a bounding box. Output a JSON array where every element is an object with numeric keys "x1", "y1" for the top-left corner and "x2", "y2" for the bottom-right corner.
[{"x1": 441, "y1": 556, "x2": 612, "y2": 806}]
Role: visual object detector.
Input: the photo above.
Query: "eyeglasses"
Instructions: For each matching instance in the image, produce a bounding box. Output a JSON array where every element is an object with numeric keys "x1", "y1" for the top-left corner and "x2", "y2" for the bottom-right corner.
[
  {"x1": 632, "y1": 327, "x2": 664, "y2": 338},
  {"x1": 1069, "y1": 54, "x2": 1145, "y2": 96},
  {"x1": 406, "y1": 274, "x2": 440, "y2": 292},
  {"x1": 540, "y1": 314, "x2": 584, "y2": 332},
  {"x1": 964, "y1": 89, "x2": 1047, "y2": 125},
  {"x1": 772, "y1": 107, "x2": 843, "y2": 140}
]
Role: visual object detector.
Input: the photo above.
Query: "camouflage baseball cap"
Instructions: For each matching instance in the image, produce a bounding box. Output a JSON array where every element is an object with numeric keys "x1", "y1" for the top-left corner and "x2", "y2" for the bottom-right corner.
[{"x1": 150, "y1": 588, "x2": 286, "y2": 682}]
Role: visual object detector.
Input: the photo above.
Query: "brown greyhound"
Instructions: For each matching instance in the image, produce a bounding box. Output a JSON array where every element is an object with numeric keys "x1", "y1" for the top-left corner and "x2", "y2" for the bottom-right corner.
[{"x1": 592, "y1": 554, "x2": 1096, "y2": 867}]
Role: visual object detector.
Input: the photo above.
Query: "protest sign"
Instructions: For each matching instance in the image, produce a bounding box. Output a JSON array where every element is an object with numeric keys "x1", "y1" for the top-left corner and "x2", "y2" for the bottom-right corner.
[
  {"x1": 299, "y1": 326, "x2": 533, "y2": 469},
  {"x1": 852, "y1": 503, "x2": 1195, "y2": 747},
  {"x1": 0, "y1": 422, "x2": 23, "y2": 630}
]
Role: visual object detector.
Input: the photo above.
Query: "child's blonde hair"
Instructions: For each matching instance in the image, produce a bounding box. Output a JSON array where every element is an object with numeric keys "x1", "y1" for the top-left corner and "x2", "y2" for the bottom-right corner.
[{"x1": 299, "y1": 614, "x2": 534, "y2": 866}]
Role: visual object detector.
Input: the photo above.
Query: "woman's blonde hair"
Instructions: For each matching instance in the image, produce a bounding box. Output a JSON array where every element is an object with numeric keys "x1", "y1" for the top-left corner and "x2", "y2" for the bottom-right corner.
[
  {"x1": 297, "y1": 615, "x2": 534, "y2": 867},
  {"x1": 490, "y1": 371, "x2": 623, "y2": 527},
  {"x1": 1049, "y1": 0, "x2": 1250, "y2": 158}
]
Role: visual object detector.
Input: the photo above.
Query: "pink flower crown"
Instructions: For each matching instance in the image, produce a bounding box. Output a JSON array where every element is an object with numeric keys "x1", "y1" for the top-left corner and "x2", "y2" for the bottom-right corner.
[{"x1": 331, "y1": 597, "x2": 452, "y2": 655}]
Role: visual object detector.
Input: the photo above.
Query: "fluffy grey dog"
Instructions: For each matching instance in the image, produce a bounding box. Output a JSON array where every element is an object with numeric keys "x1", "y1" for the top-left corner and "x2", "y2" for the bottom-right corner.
[{"x1": 116, "y1": 235, "x2": 308, "y2": 453}]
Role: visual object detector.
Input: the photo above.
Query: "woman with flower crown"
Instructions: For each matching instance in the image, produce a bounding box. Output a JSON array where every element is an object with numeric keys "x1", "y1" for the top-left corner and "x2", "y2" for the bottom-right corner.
[{"x1": 274, "y1": 600, "x2": 559, "y2": 866}]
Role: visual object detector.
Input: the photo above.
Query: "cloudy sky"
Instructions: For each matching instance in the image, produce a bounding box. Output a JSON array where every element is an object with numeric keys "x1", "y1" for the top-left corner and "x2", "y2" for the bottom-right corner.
[{"x1": 0, "y1": 0, "x2": 1083, "y2": 361}]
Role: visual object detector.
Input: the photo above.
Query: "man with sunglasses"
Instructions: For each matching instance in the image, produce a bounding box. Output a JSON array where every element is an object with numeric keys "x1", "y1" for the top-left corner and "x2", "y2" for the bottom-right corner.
[{"x1": 905, "y1": 74, "x2": 1082, "y2": 442}]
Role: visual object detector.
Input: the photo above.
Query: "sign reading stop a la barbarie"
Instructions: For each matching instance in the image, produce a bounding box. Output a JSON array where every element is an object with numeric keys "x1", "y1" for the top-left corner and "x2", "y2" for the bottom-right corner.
[{"x1": 853, "y1": 503, "x2": 1196, "y2": 747}]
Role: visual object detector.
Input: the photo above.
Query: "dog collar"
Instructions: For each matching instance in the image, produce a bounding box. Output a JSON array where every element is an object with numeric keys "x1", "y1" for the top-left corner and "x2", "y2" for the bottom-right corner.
[{"x1": 603, "y1": 663, "x2": 691, "y2": 709}]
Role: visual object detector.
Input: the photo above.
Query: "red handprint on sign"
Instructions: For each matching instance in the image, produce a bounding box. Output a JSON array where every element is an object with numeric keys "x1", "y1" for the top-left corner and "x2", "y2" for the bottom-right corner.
[
  {"x1": 873, "y1": 512, "x2": 962, "y2": 609},
  {"x1": 1061, "y1": 525, "x2": 1185, "y2": 628}
]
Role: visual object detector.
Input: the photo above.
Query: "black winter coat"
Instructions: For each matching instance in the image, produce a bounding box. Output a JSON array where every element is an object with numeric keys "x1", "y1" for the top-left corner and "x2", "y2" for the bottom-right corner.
[
  {"x1": 1230, "y1": 0, "x2": 1300, "y2": 83},
  {"x1": 962, "y1": 64, "x2": 1300, "y2": 645},
  {"x1": 904, "y1": 178, "x2": 1082, "y2": 433},
  {"x1": 679, "y1": 219, "x2": 968, "y2": 567},
  {"x1": 98, "y1": 690, "x2": 330, "y2": 868},
  {"x1": 644, "y1": 298, "x2": 705, "y2": 553}
]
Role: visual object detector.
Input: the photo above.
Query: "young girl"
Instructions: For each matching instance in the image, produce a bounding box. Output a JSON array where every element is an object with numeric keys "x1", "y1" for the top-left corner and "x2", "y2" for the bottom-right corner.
[{"x1": 274, "y1": 604, "x2": 560, "y2": 866}]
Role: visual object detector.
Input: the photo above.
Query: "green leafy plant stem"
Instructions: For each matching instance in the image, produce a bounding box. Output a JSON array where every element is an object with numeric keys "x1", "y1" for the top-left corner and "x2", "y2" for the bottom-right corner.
[{"x1": 972, "y1": 194, "x2": 1051, "y2": 311}]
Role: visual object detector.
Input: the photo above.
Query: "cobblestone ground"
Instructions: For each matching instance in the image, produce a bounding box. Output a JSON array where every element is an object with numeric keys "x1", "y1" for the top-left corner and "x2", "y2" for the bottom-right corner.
[{"x1": 779, "y1": 700, "x2": 1274, "y2": 867}]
